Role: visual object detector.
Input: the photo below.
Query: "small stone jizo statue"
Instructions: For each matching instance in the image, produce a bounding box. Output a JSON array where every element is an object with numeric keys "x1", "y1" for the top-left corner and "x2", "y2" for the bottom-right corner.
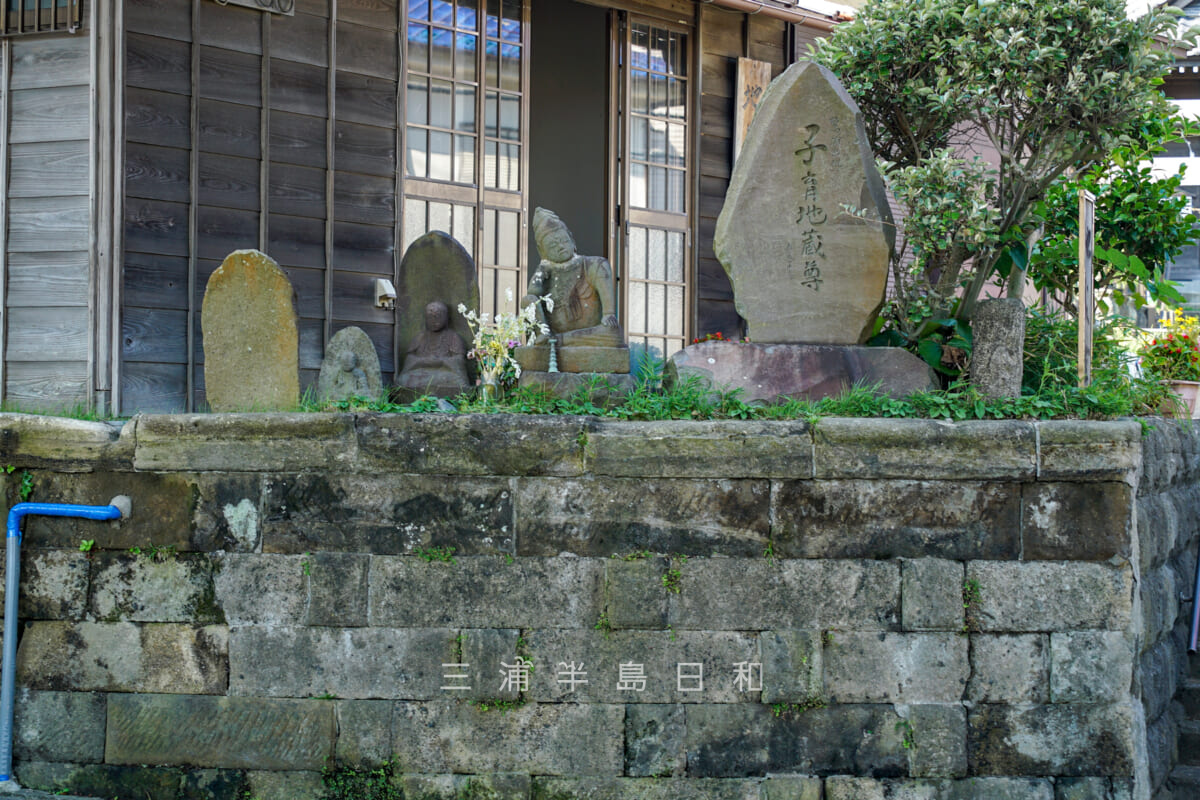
[{"x1": 394, "y1": 300, "x2": 471, "y2": 399}]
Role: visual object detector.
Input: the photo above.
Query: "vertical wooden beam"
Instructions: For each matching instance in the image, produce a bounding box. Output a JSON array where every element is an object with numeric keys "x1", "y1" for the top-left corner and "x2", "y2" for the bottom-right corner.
[
  {"x1": 393, "y1": 0, "x2": 404, "y2": 377},
  {"x1": 187, "y1": 0, "x2": 200, "y2": 412},
  {"x1": 324, "y1": 0, "x2": 337, "y2": 349},
  {"x1": 108, "y1": 0, "x2": 126, "y2": 413},
  {"x1": 260, "y1": 13, "x2": 270, "y2": 252},
  {"x1": 0, "y1": 40, "x2": 11, "y2": 405},
  {"x1": 89, "y1": 0, "x2": 105, "y2": 412},
  {"x1": 689, "y1": 2, "x2": 701, "y2": 343},
  {"x1": 518, "y1": 0, "x2": 531, "y2": 301}
]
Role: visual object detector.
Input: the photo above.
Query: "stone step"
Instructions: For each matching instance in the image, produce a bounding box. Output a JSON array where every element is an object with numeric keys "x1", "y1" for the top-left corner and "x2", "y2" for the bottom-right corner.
[
  {"x1": 1181, "y1": 721, "x2": 1200, "y2": 767},
  {"x1": 1170, "y1": 764, "x2": 1200, "y2": 796},
  {"x1": 1182, "y1": 678, "x2": 1200, "y2": 719}
]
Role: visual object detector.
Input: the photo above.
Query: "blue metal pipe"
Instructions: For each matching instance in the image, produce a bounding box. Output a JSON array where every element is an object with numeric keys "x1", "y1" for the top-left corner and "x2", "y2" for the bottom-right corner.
[
  {"x1": 0, "y1": 499, "x2": 128, "y2": 785},
  {"x1": 1190, "y1": 543, "x2": 1200, "y2": 654}
]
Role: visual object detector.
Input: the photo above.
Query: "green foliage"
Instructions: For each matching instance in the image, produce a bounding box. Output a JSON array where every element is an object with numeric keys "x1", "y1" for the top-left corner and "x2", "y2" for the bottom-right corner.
[
  {"x1": 128, "y1": 543, "x2": 177, "y2": 562},
  {"x1": 78, "y1": 539, "x2": 95, "y2": 554},
  {"x1": 474, "y1": 697, "x2": 526, "y2": 713},
  {"x1": 1138, "y1": 315, "x2": 1200, "y2": 382},
  {"x1": 415, "y1": 546, "x2": 457, "y2": 564},
  {"x1": 594, "y1": 611, "x2": 613, "y2": 639},
  {"x1": 661, "y1": 555, "x2": 688, "y2": 594},
  {"x1": 962, "y1": 578, "x2": 983, "y2": 634},
  {"x1": 771, "y1": 696, "x2": 827, "y2": 718},
  {"x1": 319, "y1": 760, "x2": 402, "y2": 800},
  {"x1": 897, "y1": 720, "x2": 916, "y2": 750},
  {"x1": 17, "y1": 470, "x2": 33, "y2": 502}
]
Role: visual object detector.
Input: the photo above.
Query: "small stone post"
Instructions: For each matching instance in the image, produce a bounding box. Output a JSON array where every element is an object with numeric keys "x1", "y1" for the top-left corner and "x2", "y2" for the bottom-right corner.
[{"x1": 971, "y1": 298, "x2": 1026, "y2": 399}]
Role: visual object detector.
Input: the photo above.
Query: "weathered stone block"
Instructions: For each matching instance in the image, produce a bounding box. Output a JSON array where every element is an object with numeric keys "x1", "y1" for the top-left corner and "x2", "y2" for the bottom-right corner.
[
  {"x1": 760, "y1": 630, "x2": 822, "y2": 704},
  {"x1": 0, "y1": 413, "x2": 131, "y2": 472},
  {"x1": 13, "y1": 689, "x2": 105, "y2": 763},
  {"x1": 369, "y1": 556, "x2": 603, "y2": 629},
  {"x1": 262, "y1": 473, "x2": 514, "y2": 556},
  {"x1": 21, "y1": 470, "x2": 193, "y2": 551},
  {"x1": 1145, "y1": 706, "x2": 1177, "y2": 791},
  {"x1": 1140, "y1": 638, "x2": 1178, "y2": 722},
  {"x1": 354, "y1": 413, "x2": 586, "y2": 476},
  {"x1": 457, "y1": 628, "x2": 522, "y2": 703},
  {"x1": 405, "y1": 772, "x2": 531, "y2": 800},
  {"x1": 824, "y1": 632, "x2": 967, "y2": 703},
  {"x1": 625, "y1": 704, "x2": 685, "y2": 777},
  {"x1": 1055, "y1": 777, "x2": 1124, "y2": 800},
  {"x1": 1037, "y1": 421, "x2": 1141, "y2": 483},
  {"x1": 1022, "y1": 483, "x2": 1132, "y2": 561},
  {"x1": 825, "y1": 777, "x2": 1055, "y2": 800},
  {"x1": 968, "y1": 634, "x2": 1047, "y2": 704},
  {"x1": 902, "y1": 559, "x2": 964, "y2": 631},
  {"x1": 107, "y1": 694, "x2": 335, "y2": 769},
  {"x1": 1140, "y1": 565, "x2": 1179, "y2": 647},
  {"x1": 812, "y1": 418, "x2": 1037, "y2": 480},
  {"x1": 672, "y1": 558, "x2": 899, "y2": 631},
  {"x1": 180, "y1": 769, "x2": 252, "y2": 800},
  {"x1": 774, "y1": 480, "x2": 1020, "y2": 560},
  {"x1": 213, "y1": 554, "x2": 307, "y2": 625},
  {"x1": 17, "y1": 621, "x2": 227, "y2": 694},
  {"x1": 1050, "y1": 631, "x2": 1133, "y2": 703},
  {"x1": 585, "y1": 419, "x2": 813, "y2": 478},
  {"x1": 15, "y1": 762, "x2": 182, "y2": 800},
  {"x1": 683, "y1": 703, "x2": 906, "y2": 777},
  {"x1": 0, "y1": 550, "x2": 89, "y2": 620},
  {"x1": 906, "y1": 704, "x2": 967, "y2": 778},
  {"x1": 305, "y1": 552, "x2": 369, "y2": 626},
  {"x1": 90, "y1": 553, "x2": 219, "y2": 623},
  {"x1": 391, "y1": 701, "x2": 623, "y2": 775},
  {"x1": 334, "y1": 700, "x2": 393, "y2": 767},
  {"x1": 516, "y1": 477, "x2": 770, "y2": 557},
  {"x1": 531, "y1": 777, "x2": 762, "y2": 800},
  {"x1": 1136, "y1": 494, "x2": 1172, "y2": 574},
  {"x1": 190, "y1": 473, "x2": 262, "y2": 552},
  {"x1": 605, "y1": 558, "x2": 669, "y2": 629},
  {"x1": 133, "y1": 413, "x2": 357, "y2": 472},
  {"x1": 522, "y1": 629, "x2": 759, "y2": 703},
  {"x1": 966, "y1": 562, "x2": 1132, "y2": 631},
  {"x1": 967, "y1": 703, "x2": 1134, "y2": 776},
  {"x1": 245, "y1": 770, "x2": 325, "y2": 800},
  {"x1": 761, "y1": 776, "x2": 822, "y2": 800},
  {"x1": 229, "y1": 626, "x2": 453, "y2": 699}
]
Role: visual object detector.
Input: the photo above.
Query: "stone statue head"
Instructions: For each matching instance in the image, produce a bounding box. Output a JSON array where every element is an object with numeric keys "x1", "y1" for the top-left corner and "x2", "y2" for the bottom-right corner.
[
  {"x1": 338, "y1": 350, "x2": 358, "y2": 372},
  {"x1": 533, "y1": 207, "x2": 576, "y2": 263},
  {"x1": 425, "y1": 300, "x2": 449, "y2": 333}
]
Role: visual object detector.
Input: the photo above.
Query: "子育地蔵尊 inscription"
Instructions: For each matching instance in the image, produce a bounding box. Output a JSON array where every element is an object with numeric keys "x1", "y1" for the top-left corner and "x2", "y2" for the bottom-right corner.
[{"x1": 794, "y1": 124, "x2": 828, "y2": 292}]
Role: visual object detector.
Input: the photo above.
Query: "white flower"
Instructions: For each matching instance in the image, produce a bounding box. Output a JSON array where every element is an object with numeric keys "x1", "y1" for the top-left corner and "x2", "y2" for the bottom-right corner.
[
  {"x1": 505, "y1": 287, "x2": 515, "y2": 303},
  {"x1": 457, "y1": 303, "x2": 467, "y2": 314},
  {"x1": 543, "y1": 295, "x2": 554, "y2": 313}
]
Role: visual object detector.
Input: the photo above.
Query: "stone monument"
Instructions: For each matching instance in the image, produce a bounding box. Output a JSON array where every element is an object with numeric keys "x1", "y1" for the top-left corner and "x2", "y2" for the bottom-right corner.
[
  {"x1": 393, "y1": 300, "x2": 471, "y2": 401},
  {"x1": 671, "y1": 61, "x2": 935, "y2": 402},
  {"x1": 513, "y1": 208, "x2": 635, "y2": 402},
  {"x1": 317, "y1": 326, "x2": 383, "y2": 402},
  {"x1": 201, "y1": 249, "x2": 299, "y2": 411}
]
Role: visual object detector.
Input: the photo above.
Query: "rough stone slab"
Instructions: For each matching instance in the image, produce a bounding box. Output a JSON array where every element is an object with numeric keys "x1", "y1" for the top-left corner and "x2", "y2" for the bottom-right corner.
[
  {"x1": 971, "y1": 298, "x2": 1025, "y2": 399},
  {"x1": 522, "y1": 629, "x2": 760, "y2": 703},
  {"x1": 396, "y1": 230, "x2": 479, "y2": 378},
  {"x1": 1022, "y1": 483, "x2": 1133, "y2": 561},
  {"x1": 666, "y1": 342, "x2": 935, "y2": 404},
  {"x1": 760, "y1": 630, "x2": 822, "y2": 704},
  {"x1": 516, "y1": 477, "x2": 770, "y2": 557},
  {"x1": 391, "y1": 700, "x2": 623, "y2": 776},
  {"x1": 761, "y1": 777, "x2": 822, "y2": 800},
  {"x1": 902, "y1": 559, "x2": 964, "y2": 631},
  {"x1": 584, "y1": 419, "x2": 813, "y2": 478},
  {"x1": 1139, "y1": 637, "x2": 1178, "y2": 722},
  {"x1": 89, "y1": 553, "x2": 219, "y2": 623},
  {"x1": 671, "y1": 558, "x2": 899, "y2": 631},
  {"x1": 966, "y1": 562, "x2": 1133, "y2": 631},
  {"x1": 625, "y1": 705, "x2": 686, "y2": 777},
  {"x1": 404, "y1": 772, "x2": 531, "y2": 800},
  {"x1": 774, "y1": 480, "x2": 1020, "y2": 560},
  {"x1": 1050, "y1": 631, "x2": 1133, "y2": 703},
  {"x1": 0, "y1": 414, "x2": 132, "y2": 472},
  {"x1": 305, "y1": 552, "x2": 370, "y2": 626},
  {"x1": 245, "y1": 771, "x2": 324, "y2": 800},
  {"x1": 107, "y1": 693, "x2": 334, "y2": 770},
  {"x1": 906, "y1": 704, "x2": 968, "y2": 778},
  {"x1": 531, "y1": 777, "x2": 764, "y2": 800},
  {"x1": 354, "y1": 413, "x2": 586, "y2": 476},
  {"x1": 190, "y1": 472, "x2": 263, "y2": 552},
  {"x1": 812, "y1": 418, "x2": 1037, "y2": 480},
  {"x1": 17, "y1": 621, "x2": 227, "y2": 694},
  {"x1": 14, "y1": 762, "x2": 183, "y2": 800},
  {"x1": 1036, "y1": 421, "x2": 1141, "y2": 483},
  {"x1": 180, "y1": 769, "x2": 252, "y2": 800},
  {"x1": 1136, "y1": 493, "x2": 1173, "y2": 574},
  {"x1": 458, "y1": 628, "x2": 523, "y2": 703},
  {"x1": 824, "y1": 777, "x2": 1055, "y2": 800},
  {"x1": 516, "y1": 371, "x2": 637, "y2": 408},
  {"x1": 21, "y1": 470, "x2": 193, "y2": 551},
  {"x1": 14, "y1": 689, "x2": 105, "y2": 763},
  {"x1": 1140, "y1": 564, "x2": 1179, "y2": 647},
  {"x1": 823, "y1": 632, "x2": 968, "y2": 703},
  {"x1": 606, "y1": 558, "x2": 669, "y2": 629},
  {"x1": 967, "y1": 703, "x2": 1134, "y2": 776},
  {"x1": 683, "y1": 703, "x2": 906, "y2": 777},
  {"x1": 0, "y1": 550, "x2": 89, "y2": 620},
  {"x1": 514, "y1": 345, "x2": 631, "y2": 373},
  {"x1": 369, "y1": 556, "x2": 603, "y2": 628},
  {"x1": 133, "y1": 413, "x2": 357, "y2": 472},
  {"x1": 1055, "y1": 777, "x2": 1128, "y2": 800},
  {"x1": 262, "y1": 473, "x2": 514, "y2": 555},
  {"x1": 334, "y1": 699, "x2": 393, "y2": 767},
  {"x1": 967, "y1": 634, "x2": 1048, "y2": 704},
  {"x1": 229, "y1": 626, "x2": 454, "y2": 699},
  {"x1": 213, "y1": 554, "x2": 308, "y2": 626}
]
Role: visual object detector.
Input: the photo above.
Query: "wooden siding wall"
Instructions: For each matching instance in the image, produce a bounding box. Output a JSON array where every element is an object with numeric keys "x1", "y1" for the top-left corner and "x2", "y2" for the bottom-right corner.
[
  {"x1": 696, "y1": 8, "x2": 818, "y2": 339},
  {"x1": 121, "y1": 0, "x2": 400, "y2": 413},
  {"x1": 4, "y1": 36, "x2": 92, "y2": 410}
]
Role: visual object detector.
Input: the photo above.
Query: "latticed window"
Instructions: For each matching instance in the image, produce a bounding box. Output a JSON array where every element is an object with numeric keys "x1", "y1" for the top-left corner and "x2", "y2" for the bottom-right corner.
[{"x1": 1, "y1": 0, "x2": 82, "y2": 36}]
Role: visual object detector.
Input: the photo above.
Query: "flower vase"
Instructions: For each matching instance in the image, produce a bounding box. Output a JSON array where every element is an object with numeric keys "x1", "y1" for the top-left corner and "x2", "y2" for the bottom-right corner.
[
  {"x1": 1162, "y1": 380, "x2": 1200, "y2": 418},
  {"x1": 481, "y1": 378, "x2": 500, "y2": 404}
]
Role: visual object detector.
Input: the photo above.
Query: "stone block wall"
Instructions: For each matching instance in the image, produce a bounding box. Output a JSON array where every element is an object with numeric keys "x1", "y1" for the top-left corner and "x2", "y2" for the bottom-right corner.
[{"x1": 0, "y1": 412, "x2": 1191, "y2": 800}]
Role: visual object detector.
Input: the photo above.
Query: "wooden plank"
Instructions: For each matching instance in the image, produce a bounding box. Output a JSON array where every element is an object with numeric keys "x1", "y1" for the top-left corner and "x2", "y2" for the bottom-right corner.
[
  {"x1": 126, "y1": 32, "x2": 190, "y2": 94},
  {"x1": 337, "y1": 0, "x2": 394, "y2": 29},
  {"x1": 124, "y1": 0, "x2": 191, "y2": 42},
  {"x1": 269, "y1": 162, "x2": 327, "y2": 219},
  {"x1": 196, "y1": 206, "x2": 260, "y2": 260},
  {"x1": 9, "y1": 140, "x2": 89, "y2": 198},
  {"x1": 297, "y1": 318, "x2": 324, "y2": 369},
  {"x1": 270, "y1": 57, "x2": 329, "y2": 117},
  {"x1": 702, "y1": 53, "x2": 733, "y2": 99},
  {"x1": 331, "y1": 268, "x2": 398, "y2": 326},
  {"x1": 295, "y1": 0, "x2": 330, "y2": 18},
  {"x1": 125, "y1": 87, "x2": 191, "y2": 149},
  {"x1": 8, "y1": 196, "x2": 89, "y2": 252},
  {"x1": 697, "y1": 255, "x2": 733, "y2": 301},
  {"x1": 747, "y1": 40, "x2": 784, "y2": 73},
  {"x1": 122, "y1": 306, "x2": 189, "y2": 363},
  {"x1": 9, "y1": 36, "x2": 89, "y2": 90},
  {"x1": 734, "y1": 58, "x2": 771, "y2": 161},
  {"x1": 271, "y1": 10, "x2": 329, "y2": 67},
  {"x1": 119, "y1": 361, "x2": 187, "y2": 414},
  {"x1": 10, "y1": 85, "x2": 88, "y2": 143},
  {"x1": 6, "y1": 361, "x2": 88, "y2": 410},
  {"x1": 270, "y1": 109, "x2": 327, "y2": 167},
  {"x1": 699, "y1": 134, "x2": 731, "y2": 180},
  {"x1": 6, "y1": 307, "x2": 89, "y2": 361},
  {"x1": 124, "y1": 141, "x2": 190, "y2": 203},
  {"x1": 198, "y1": 46, "x2": 262, "y2": 107},
  {"x1": 334, "y1": 119, "x2": 393, "y2": 176},
  {"x1": 7, "y1": 251, "x2": 89, "y2": 307},
  {"x1": 333, "y1": 171, "x2": 394, "y2": 226},
  {"x1": 196, "y1": 0, "x2": 263, "y2": 54},
  {"x1": 122, "y1": 252, "x2": 189, "y2": 311},
  {"x1": 124, "y1": 198, "x2": 190, "y2": 257},
  {"x1": 280, "y1": 265, "x2": 327, "y2": 319},
  {"x1": 268, "y1": 213, "x2": 326, "y2": 268},
  {"x1": 199, "y1": 98, "x2": 261, "y2": 158},
  {"x1": 702, "y1": 6, "x2": 742, "y2": 57},
  {"x1": 332, "y1": 220, "x2": 393, "y2": 274},
  {"x1": 335, "y1": 71, "x2": 396, "y2": 128},
  {"x1": 701, "y1": 91, "x2": 732, "y2": 140},
  {"x1": 695, "y1": 298, "x2": 741, "y2": 340},
  {"x1": 699, "y1": 174, "x2": 728, "y2": 219},
  {"x1": 335, "y1": 22, "x2": 396, "y2": 79},
  {"x1": 198, "y1": 152, "x2": 261, "y2": 211}
]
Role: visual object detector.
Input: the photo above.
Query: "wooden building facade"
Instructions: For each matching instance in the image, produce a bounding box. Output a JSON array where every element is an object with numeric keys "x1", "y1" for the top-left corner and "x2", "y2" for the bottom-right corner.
[{"x1": 0, "y1": 0, "x2": 845, "y2": 414}]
